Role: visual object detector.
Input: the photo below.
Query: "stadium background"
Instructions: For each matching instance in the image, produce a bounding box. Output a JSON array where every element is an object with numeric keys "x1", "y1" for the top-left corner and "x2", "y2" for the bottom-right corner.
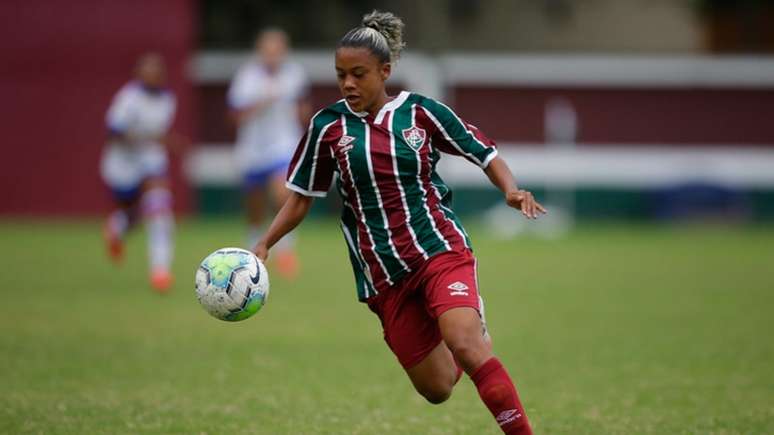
[
  {"x1": 1, "y1": 1, "x2": 774, "y2": 434},
  {"x1": 3, "y1": 0, "x2": 774, "y2": 220}
]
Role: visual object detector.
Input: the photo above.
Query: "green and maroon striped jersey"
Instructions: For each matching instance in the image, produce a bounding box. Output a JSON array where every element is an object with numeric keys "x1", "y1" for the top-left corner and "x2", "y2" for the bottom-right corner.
[{"x1": 286, "y1": 91, "x2": 498, "y2": 301}]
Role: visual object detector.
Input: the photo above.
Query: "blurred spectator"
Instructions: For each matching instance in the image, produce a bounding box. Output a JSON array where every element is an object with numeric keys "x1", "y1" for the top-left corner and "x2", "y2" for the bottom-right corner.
[{"x1": 227, "y1": 28, "x2": 311, "y2": 279}]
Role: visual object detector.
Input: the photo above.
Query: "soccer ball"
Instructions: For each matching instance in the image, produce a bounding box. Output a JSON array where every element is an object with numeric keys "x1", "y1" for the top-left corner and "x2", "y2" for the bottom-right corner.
[{"x1": 195, "y1": 247, "x2": 270, "y2": 321}]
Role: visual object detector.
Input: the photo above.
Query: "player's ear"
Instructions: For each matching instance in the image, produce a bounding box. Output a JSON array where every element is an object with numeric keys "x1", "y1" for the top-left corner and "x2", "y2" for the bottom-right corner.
[{"x1": 380, "y1": 62, "x2": 391, "y2": 81}]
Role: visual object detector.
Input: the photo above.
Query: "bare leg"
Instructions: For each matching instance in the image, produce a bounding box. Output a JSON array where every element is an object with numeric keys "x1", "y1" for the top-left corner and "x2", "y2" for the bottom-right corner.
[
  {"x1": 244, "y1": 185, "x2": 266, "y2": 250},
  {"x1": 439, "y1": 307, "x2": 531, "y2": 434},
  {"x1": 268, "y1": 173, "x2": 298, "y2": 278},
  {"x1": 401, "y1": 308, "x2": 492, "y2": 405},
  {"x1": 142, "y1": 177, "x2": 174, "y2": 291},
  {"x1": 268, "y1": 173, "x2": 293, "y2": 252},
  {"x1": 438, "y1": 307, "x2": 493, "y2": 373},
  {"x1": 104, "y1": 202, "x2": 132, "y2": 263},
  {"x1": 404, "y1": 341, "x2": 459, "y2": 404}
]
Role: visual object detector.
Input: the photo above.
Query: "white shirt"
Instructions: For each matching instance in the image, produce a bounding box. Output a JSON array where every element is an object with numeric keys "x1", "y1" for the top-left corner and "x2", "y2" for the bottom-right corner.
[
  {"x1": 100, "y1": 82, "x2": 176, "y2": 189},
  {"x1": 227, "y1": 60, "x2": 307, "y2": 172},
  {"x1": 106, "y1": 81, "x2": 176, "y2": 147}
]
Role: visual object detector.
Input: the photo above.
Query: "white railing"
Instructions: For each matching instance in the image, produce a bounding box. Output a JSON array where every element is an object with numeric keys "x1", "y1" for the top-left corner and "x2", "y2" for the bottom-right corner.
[
  {"x1": 192, "y1": 51, "x2": 774, "y2": 98},
  {"x1": 185, "y1": 145, "x2": 774, "y2": 188}
]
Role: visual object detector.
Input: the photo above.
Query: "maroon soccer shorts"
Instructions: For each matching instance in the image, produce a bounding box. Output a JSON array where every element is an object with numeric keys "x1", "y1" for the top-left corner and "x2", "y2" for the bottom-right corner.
[{"x1": 367, "y1": 249, "x2": 484, "y2": 369}]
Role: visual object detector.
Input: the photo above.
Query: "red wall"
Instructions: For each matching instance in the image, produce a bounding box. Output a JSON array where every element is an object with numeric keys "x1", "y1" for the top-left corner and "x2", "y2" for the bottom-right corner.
[
  {"x1": 197, "y1": 83, "x2": 774, "y2": 146},
  {"x1": 453, "y1": 86, "x2": 774, "y2": 145},
  {"x1": 0, "y1": 0, "x2": 196, "y2": 215}
]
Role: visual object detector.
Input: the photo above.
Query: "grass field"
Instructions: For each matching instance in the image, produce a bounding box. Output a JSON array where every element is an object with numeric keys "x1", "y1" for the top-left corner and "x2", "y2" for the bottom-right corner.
[{"x1": 1, "y1": 218, "x2": 772, "y2": 434}]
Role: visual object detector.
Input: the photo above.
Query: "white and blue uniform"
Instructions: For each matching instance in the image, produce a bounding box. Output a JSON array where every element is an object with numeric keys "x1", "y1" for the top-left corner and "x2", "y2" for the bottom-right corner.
[
  {"x1": 227, "y1": 60, "x2": 307, "y2": 188},
  {"x1": 100, "y1": 81, "x2": 176, "y2": 201}
]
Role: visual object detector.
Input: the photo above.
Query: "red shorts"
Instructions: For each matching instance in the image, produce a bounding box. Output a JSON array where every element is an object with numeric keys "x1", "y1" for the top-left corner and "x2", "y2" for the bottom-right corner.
[{"x1": 367, "y1": 249, "x2": 483, "y2": 369}]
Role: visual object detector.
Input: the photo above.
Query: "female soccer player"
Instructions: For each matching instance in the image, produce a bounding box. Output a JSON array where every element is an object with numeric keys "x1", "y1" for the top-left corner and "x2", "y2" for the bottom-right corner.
[
  {"x1": 101, "y1": 53, "x2": 180, "y2": 292},
  {"x1": 254, "y1": 11, "x2": 544, "y2": 434},
  {"x1": 228, "y1": 29, "x2": 310, "y2": 279}
]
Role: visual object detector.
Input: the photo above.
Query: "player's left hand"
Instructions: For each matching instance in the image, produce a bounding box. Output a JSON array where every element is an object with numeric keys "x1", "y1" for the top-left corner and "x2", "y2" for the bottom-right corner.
[{"x1": 505, "y1": 189, "x2": 547, "y2": 219}]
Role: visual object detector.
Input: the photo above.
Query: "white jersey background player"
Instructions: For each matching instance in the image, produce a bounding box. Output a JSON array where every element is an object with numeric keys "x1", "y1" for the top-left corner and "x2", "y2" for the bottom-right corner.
[
  {"x1": 228, "y1": 29, "x2": 310, "y2": 279},
  {"x1": 101, "y1": 53, "x2": 182, "y2": 292}
]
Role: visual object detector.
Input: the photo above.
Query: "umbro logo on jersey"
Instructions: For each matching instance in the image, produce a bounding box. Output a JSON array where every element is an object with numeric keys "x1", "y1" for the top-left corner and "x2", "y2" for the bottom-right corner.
[
  {"x1": 402, "y1": 126, "x2": 426, "y2": 150},
  {"x1": 338, "y1": 135, "x2": 355, "y2": 146},
  {"x1": 337, "y1": 135, "x2": 356, "y2": 152},
  {"x1": 495, "y1": 409, "x2": 522, "y2": 426},
  {"x1": 448, "y1": 281, "x2": 469, "y2": 296}
]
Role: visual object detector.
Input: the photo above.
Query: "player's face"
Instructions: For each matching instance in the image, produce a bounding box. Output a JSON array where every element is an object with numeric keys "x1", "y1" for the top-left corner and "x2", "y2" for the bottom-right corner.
[
  {"x1": 335, "y1": 47, "x2": 391, "y2": 115},
  {"x1": 137, "y1": 55, "x2": 166, "y2": 89},
  {"x1": 257, "y1": 32, "x2": 288, "y2": 72}
]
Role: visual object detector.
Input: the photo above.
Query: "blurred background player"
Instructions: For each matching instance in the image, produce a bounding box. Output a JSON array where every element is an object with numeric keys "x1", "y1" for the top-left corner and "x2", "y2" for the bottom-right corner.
[
  {"x1": 100, "y1": 53, "x2": 180, "y2": 292},
  {"x1": 227, "y1": 28, "x2": 310, "y2": 279}
]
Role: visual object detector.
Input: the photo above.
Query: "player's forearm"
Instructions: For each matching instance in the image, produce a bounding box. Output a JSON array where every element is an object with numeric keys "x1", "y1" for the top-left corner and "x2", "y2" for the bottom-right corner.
[
  {"x1": 258, "y1": 191, "x2": 313, "y2": 250},
  {"x1": 484, "y1": 156, "x2": 519, "y2": 195},
  {"x1": 486, "y1": 156, "x2": 547, "y2": 218}
]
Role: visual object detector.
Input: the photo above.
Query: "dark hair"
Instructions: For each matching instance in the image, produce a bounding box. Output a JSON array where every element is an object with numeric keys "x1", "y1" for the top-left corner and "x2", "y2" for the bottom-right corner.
[
  {"x1": 337, "y1": 10, "x2": 405, "y2": 64},
  {"x1": 255, "y1": 27, "x2": 289, "y2": 46}
]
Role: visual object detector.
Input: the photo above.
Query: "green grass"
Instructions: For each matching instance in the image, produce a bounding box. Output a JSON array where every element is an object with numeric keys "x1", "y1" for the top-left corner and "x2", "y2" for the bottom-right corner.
[{"x1": 1, "y1": 218, "x2": 773, "y2": 434}]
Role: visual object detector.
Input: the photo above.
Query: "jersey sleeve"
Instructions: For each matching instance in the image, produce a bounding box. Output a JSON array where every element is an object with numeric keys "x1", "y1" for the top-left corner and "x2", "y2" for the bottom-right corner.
[
  {"x1": 419, "y1": 97, "x2": 498, "y2": 169},
  {"x1": 285, "y1": 111, "x2": 340, "y2": 197},
  {"x1": 105, "y1": 86, "x2": 135, "y2": 133}
]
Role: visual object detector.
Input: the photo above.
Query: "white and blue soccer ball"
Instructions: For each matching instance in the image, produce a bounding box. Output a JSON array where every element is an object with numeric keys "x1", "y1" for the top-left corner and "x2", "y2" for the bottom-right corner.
[{"x1": 195, "y1": 248, "x2": 270, "y2": 321}]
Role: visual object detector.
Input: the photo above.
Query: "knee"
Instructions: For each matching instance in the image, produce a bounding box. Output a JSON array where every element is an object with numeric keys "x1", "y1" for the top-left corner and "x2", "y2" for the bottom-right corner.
[
  {"x1": 439, "y1": 308, "x2": 492, "y2": 371},
  {"x1": 417, "y1": 383, "x2": 453, "y2": 405},
  {"x1": 140, "y1": 187, "x2": 172, "y2": 215},
  {"x1": 445, "y1": 332, "x2": 488, "y2": 371}
]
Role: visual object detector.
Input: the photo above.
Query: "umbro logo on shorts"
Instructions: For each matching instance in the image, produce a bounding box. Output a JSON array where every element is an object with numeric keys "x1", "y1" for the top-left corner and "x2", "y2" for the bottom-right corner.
[
  {"x1": 337, "y1": 135, "x2": 355, "y2": 153},
  {"x1": 496, "y1": 409, "x2": 522, "y2": 426},
  {"x1": 447, "y1": 281, "x2": 469, "y2": 296}
]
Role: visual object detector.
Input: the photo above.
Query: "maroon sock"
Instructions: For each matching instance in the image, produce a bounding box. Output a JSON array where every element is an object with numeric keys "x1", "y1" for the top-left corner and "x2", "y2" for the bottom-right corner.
[{"x1": 471, "y1": 357, "x2": 532, "y2": 435}]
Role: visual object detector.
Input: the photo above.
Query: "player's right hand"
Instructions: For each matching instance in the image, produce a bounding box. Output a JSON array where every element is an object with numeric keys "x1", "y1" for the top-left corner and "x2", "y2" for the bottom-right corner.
[
  {"x1": 505, "y1": 189, "x2": 547, "y2": 219},
  {"x1": 253, "y1": 243, "x2": 269, "y2": 261}
]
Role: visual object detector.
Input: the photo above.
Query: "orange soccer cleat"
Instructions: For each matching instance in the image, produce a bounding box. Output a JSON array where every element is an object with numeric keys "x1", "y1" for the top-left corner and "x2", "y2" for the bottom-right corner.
[
  {"x1": 150, "y1": 268, "x2": 174, "y2": 293},
  {"x1": 274, "y1": 250, "x2": 299, "y2": 280},
  {"x1": 103, "y1": 221, "x2": 124, "y2": 264}
]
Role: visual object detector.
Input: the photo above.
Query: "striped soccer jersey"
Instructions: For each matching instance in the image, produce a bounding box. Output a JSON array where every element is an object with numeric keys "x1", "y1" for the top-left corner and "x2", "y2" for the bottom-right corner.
[{"x1": 286, "y1": 91, "x2": 498, "y2": 301}]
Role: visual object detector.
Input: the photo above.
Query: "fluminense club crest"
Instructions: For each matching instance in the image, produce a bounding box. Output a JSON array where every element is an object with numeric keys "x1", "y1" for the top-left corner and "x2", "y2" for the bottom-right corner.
[{"x1": 401, "y1": 126, "x2": 426, "y2": 150}]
